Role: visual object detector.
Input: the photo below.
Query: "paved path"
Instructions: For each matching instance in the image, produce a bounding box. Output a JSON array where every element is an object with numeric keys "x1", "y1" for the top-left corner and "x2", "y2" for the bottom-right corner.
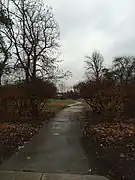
[
  {"x1": 67, "y1": 102, "x2": 83, "y2": 107},
  {"x1": 0, "y1": 171, "x2": 109, "y2": 180},
  {"x1": 0, "y1": 104, "x2": 89, "y2": 174},
  {"x1": 0, "y1": 103, "x2": 110, "y2": 179}
]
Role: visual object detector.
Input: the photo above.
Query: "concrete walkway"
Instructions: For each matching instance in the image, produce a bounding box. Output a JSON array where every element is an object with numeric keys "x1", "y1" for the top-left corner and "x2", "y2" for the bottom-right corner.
[
  {"x1": 0, "y1": 104, "x2": 89, "y2": 173},
  {"x1": 0, "y1": 171, "x2": 109, "y2": 180},
  {"x1": 0, "y1": 103, "x2": 109, "y2": 179}
]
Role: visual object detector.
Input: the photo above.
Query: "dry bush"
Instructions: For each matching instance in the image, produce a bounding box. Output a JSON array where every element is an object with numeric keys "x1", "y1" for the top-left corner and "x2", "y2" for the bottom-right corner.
[
  {"x1": 0, "y1": 79, "x2": 57, "y2": 122},
  {"x1": 77, "y1": 80, "x2": 124, "y2": 120},
  {"x1": 122, "y1": 84, "x2": 135, "y2": 118},
  {"x1": 77, "y1": 79, "x2": 135, "y2": 121}
]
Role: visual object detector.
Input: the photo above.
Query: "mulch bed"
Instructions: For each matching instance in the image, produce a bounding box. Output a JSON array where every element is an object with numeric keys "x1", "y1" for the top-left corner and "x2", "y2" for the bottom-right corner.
[{"x1": 81, "y1": 111, "x2": 135, "y2": 180}]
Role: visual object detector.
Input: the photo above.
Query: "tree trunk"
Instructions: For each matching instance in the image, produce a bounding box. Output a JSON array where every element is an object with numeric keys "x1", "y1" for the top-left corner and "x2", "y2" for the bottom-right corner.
[{"x1": 0, "y1": 74, "x2": 2, "y2": 86}]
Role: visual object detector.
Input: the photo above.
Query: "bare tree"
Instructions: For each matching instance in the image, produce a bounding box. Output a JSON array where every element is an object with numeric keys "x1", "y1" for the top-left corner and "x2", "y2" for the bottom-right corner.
[
  {"x1": 85, "y1": 51, "x2": 104, "y2": 81},
  {"x1": 59, "y1": 81, "x2": 67, "y2": 93},
  {"x1": 0, "y1": 4, "x2": 13, "y2": 85},
  {"x1": 0, "y1": 36, "x2": 12, "y2": 85},
  {"x1": 0, "y1": 0, "x2": 60, "y2": 82},
  {"x1": 113, "y1": 56, "x2": 135, "y2": 85}
]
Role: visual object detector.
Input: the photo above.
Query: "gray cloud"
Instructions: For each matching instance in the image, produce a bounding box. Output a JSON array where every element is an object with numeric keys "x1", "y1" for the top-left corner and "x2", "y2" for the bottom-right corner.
[
  {"x1": 44, "y1": 0, "x2": 135, "y2": 86},
  {"x1": 110, "y1": 38, "x2": 135, "y2": 57}
]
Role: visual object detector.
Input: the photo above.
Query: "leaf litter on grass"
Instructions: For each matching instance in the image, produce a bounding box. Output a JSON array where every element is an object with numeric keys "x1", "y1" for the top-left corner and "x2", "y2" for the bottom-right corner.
[
  {"x1": 83, "y1": 121, "x2": 135, "y2": 179},
  {"x1": 0, "y1": 122, "x2": 40, "y2": 148}
]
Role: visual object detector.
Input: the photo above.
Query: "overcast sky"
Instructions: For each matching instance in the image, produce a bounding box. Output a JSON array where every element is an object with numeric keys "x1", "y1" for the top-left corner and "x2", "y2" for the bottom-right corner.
[{"x1": 44, "y1": 0, "x2": 135, "y2": 86}]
